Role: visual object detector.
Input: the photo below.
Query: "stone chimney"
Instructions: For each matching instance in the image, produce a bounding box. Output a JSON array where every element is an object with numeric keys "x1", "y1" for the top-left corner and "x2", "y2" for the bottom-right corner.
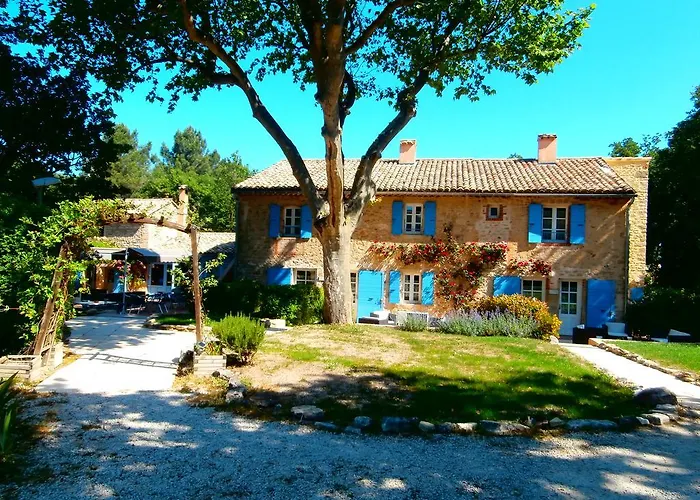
[
  {"x1": 399, "y1": 139, "x2": 417, "y2": 164},
  {"x1": 537, "y1": 134, "x2": 557, "y2": 163},
  {"x1": 177, "y1": 185, "x2": 189, "y2": 225}
]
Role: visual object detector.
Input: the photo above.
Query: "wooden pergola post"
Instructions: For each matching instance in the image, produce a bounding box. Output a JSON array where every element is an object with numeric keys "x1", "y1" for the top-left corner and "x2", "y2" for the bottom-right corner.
[
  {"x1": 33, "y1": 242, "x2": 69, "y2": 356},
  {"x1": 190, "y1": 226, "x2": 203, "y2": 343}
]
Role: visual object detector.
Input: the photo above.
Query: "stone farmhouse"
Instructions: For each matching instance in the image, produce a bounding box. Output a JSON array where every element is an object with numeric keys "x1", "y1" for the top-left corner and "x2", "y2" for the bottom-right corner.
[
  {"x1": 233, "y1": 135, "x2": 649, "y2": 333},
  {"x1": 89, "y1": 186, "x2": 236, "y2": 295}
]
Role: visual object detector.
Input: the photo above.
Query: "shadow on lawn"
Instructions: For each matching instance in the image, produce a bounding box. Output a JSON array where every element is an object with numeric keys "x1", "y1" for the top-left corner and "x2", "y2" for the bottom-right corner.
[
  {"x1": 3, "y1": 390, "x2": 699, "y2": 499},
  {"x1": 244, "y1": 366, "x2": 644, "y2": 425}
]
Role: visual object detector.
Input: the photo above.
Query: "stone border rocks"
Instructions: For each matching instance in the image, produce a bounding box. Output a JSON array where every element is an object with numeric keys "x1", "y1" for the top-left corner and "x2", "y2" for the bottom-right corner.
[{"x1": 588, "y1": 338, "x2": 700, "y2": 386}]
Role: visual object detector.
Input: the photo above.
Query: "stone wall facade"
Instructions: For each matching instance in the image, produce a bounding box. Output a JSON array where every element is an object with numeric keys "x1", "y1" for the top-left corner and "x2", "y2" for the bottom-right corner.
[{"x1": 235, "y1": 159, "x2": 648, "y2": 322}]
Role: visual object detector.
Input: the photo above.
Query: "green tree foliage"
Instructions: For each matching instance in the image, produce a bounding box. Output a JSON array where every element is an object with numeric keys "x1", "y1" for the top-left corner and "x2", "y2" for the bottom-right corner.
[
  {"x1": 647, "y1": 87, "x2": 700, "y2": 289},
  {"x1": 16, "y1": 0, "x2": 593, "y2": 322},
  {"x1": 139, "y1": 127, "x2": 250, "y2": 231},
  {"x1": 0, "y1": 36, "x2": 120, "y2": 205},
  {"x1": 106, "y1": 124, "x2": 153, "y2": 195},
  {"x1": 608, "y1": 134, "x2": 662, "y2": 158}
]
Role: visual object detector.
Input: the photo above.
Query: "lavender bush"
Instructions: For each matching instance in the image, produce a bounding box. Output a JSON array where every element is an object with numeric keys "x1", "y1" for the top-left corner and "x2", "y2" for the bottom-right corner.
[{"x1": 438, "y1": 310, "x2": 540, "y2": 338}]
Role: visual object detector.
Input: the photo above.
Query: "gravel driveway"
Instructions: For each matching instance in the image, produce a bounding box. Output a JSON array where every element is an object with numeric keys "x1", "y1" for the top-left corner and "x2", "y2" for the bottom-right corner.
[{"x1": 4, "y1": 315, "x2": 700, "y2": 499}]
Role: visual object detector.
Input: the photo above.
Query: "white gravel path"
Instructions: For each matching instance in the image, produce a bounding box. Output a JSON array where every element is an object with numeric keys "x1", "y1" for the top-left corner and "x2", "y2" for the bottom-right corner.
[{"x1": 4, "y1": 316, "x2": 700, "y2": 499}]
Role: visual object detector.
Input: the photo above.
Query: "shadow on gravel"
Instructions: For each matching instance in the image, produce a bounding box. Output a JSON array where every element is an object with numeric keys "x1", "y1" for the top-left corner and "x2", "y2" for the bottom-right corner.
[{"x1": 3, "y1": 390, "x2": 700, "y2": 499}]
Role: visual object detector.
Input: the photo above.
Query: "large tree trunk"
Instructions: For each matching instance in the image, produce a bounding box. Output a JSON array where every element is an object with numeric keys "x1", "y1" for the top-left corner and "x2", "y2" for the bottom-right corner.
[{"x1": 318, "y1": 222, "x2": 354, "y2": 324}]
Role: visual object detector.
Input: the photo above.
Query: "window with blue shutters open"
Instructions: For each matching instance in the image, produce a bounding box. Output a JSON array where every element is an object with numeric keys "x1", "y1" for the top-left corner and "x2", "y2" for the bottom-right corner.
[
  {"x1": 528, "y1": 203, "x2": 585, "y2": 245},
  {"x1": 388, "y1": 271, "x2": 434, "y2": 305},
  {"x1": 391, "y1": 200, "x2": 436, "y2": 236},
  {"x1": 269, "y1": 204, "x2": 313, "y2": 239}
]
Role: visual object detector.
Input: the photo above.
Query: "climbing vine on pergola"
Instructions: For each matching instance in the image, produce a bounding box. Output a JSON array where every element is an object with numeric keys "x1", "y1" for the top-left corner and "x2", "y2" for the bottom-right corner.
[{"x1": 19, "y1": 198, "x2": 206, "y2": 357}]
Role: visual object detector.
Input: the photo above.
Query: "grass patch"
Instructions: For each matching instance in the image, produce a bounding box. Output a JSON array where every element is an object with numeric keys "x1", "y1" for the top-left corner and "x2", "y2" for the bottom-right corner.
[
  {"x1": 235, "y1": 325, "x2": 643, "y2": 426},
  {"x1": 154, "y1": 313, "x2": 196, "y2": 326},
  {"x1": 609, "y1": 340, "x2": 700, "y2": 375},
  {"x1": 172, "y1": 373, "x2": 229, "y2": 406}
]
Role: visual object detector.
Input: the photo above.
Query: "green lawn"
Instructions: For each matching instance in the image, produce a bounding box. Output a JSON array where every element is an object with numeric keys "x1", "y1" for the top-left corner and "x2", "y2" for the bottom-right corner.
[
  {"x1": 609, "y1": 340, "x2": 700, "y2": 375},
  {"x1": 154, "y1": 313, "x2": 195, "y2": 326},
  {"x1": 239, "y1": 325, "x2": 643, "y2": 425}
]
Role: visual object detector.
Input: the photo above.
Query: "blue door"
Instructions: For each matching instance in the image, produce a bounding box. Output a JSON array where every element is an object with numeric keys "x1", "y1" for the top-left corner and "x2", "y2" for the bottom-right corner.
[
  {"x1": 357, "y1": 270, "x2": 384, "y2": 321},
  {"x1": 586, "y1": 279, "x2": 616, "y2": 327}
]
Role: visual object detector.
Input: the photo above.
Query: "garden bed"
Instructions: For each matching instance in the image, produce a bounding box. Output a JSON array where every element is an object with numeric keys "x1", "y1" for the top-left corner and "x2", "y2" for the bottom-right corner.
[{"x1": 231, "y1": 325, "x2": 642, "y2": 425}]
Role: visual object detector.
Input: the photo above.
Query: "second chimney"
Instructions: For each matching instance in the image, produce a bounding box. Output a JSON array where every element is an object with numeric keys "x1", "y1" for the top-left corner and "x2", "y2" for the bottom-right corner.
[
  {"x1": 399, "y1": 139, "x2": 417, "y2": 164},
  {"x1": 177, "y1": 185, "x2": 189, "y2": 225},
  {"x1": 537, "y1": 134, "x2": 557, "y2": 163}
]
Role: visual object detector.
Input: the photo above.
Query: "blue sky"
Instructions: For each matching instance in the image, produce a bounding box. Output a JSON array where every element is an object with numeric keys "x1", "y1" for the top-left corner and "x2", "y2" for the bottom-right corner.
[{"x1": 113, "y1": 1, "x2": 700, "y2": 172}]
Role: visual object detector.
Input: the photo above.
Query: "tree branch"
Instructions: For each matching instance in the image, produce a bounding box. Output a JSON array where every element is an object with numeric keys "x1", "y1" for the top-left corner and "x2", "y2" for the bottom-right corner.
[
  {"x1": 345, "y1": 0, "x2": 416, "y2": 55},
  {"x1": 178, "y1": 0, "x2": 327, "y2": 216}
]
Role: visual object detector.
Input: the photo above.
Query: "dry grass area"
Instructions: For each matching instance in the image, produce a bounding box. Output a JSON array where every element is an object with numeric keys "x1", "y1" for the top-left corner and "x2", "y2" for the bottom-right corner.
[
  {"x1": 231, "y1": 325, "x2": 642, "y2": 426},
  {"x1": 173, "y1": 373, "x2": 229, "y2": 406}
]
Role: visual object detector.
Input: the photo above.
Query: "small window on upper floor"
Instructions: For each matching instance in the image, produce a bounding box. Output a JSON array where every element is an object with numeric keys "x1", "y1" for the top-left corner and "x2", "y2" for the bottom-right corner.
[
  {"x1": 486, "y1": 205, "x2": 502, "y2": 220},
  {"x1": 542, "y1": 207, "x2": 567, "y2": 242},
  {"x1": 283, "y1": 206, "x2": 302, "y2": 237},
  {"x1": 404, "y1": 203, "x2": 423, "y2": 234}
]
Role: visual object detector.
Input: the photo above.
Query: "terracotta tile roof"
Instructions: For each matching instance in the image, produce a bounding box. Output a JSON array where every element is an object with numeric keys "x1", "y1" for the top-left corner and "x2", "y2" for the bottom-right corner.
[{"x1": 235, "y1": 158, "x2": 635, "y2": 195}]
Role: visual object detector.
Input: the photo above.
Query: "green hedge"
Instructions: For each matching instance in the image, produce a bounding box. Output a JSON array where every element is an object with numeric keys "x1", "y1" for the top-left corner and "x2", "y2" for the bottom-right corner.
[
  {"x1": 205, "y1": 280, "x2": 324, "y2": 326},
  {"x1": 626, "y1": 287, "x2": 699, "y2": 339}
]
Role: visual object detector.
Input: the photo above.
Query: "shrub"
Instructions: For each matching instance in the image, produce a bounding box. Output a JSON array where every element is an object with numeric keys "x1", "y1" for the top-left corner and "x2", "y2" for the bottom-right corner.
[
  {"x1": 472, "y1": 295, "x2": 561, "y2": 339},
  {"x1": 626, "y1": 287, "x2": 699, "y2": 339},
  {"x1": 0, "y1": 374, "x2": 17, "y2": 459},
  {"x1": 439, "y1": 310, "x2": 540, "y2": 338},
  {"x1": 205, "y1": 280, "x2": 324, "y2": 326},
  {"x1": 399, "y1": 315, "x2": 428, "y2": 332},
  {"x1": 212, "y1": 314, "x2": 266, "y2": 364}
]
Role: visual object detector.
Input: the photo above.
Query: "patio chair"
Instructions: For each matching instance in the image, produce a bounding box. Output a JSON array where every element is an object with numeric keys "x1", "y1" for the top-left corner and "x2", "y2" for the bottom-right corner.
[{"x1": 605, "y1": 322, "x2": 630, "y2": 340}]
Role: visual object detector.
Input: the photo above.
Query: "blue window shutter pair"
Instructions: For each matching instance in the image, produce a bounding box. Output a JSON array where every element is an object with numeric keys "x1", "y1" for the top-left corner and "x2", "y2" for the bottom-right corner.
[
  {"x1": 267, "y1": 267, "x2": 292, "y2": 285},
  {"x1": 388, "y1": 271, "x2": 401, "y2": 304},
  {"x1": 300, "y1": 205, "x2": 313, "y2": 239},
  {"x1": 391, "y1": 201, "x2": 404, "y2": 235},
  {"x1": 494, "y1": 276, "x2": 521, "y2": 296},
  {"x1": 569, "y1": 204, "x2": 586, "y2": 245},
  {"x1": 421, "y1": 272, "x2": 435, "y2": 305},
  {"x1": 270, "y1": 204, "x2": 313, "y2": 238},
  {"x1": 528, "y1": 203, "x2": 543, "y2": 243},
  {"x1": 391, "y1": 200, "x2": 436, "y2": 236},
  {"x1": 269, "y1": 204, "x2": 281, "y2": 238}
]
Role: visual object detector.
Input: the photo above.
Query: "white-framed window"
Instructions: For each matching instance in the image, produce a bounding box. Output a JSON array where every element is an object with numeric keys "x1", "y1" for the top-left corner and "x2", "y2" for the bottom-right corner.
[
  {"x1": 403, "y1": 274, "x2": 421, "y2": 303},
  {"x1": 522, "y1": 279, "x2": 545, "y2": 301},
  {"x1": 295, "y1": 269, "x2": 317, "y2": 285},
  {"x1": 404, "y1": 203, "x2": 423, "y2": 234},
  {"x1": 487, "y1": 205, "x2": 502, "y2": 220},
  {"x1": 283, "y1": 206, "x2": 302, "y2": 237},
  {"x1": 542, "y1": 207, "x2": 567, "y2": 242}
]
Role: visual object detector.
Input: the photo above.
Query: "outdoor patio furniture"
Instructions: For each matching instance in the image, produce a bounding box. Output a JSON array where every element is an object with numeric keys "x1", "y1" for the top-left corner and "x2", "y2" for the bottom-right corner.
[
  {"x1": 572, "y1": 325, "x2": 607, "y2": 344},
  {"x1": 605, "y1": 322, "x2": 630, "y2": 340}
]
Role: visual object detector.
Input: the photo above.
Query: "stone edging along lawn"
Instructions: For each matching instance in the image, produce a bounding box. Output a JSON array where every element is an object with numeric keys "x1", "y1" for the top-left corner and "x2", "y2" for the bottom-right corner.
[
  {"x1": 589, "y1": 338, "x2": 700, "y2": 387},
  {"x1": 208, "y1": 369, "x2": 700, "y2": 438}
]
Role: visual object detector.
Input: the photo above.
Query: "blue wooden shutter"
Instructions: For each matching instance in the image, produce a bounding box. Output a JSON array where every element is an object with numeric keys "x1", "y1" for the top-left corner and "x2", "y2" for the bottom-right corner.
[
  {"x1": 421, "y1": 272, "x2": 435, "y2": 305},
  {"x1": 570, "y1": 204, "x2": 586, "y2": 245},
  {"x1": 391, "y1": 201, "x2": 404, "y2": 235},
  {"x1": 424, "y1": 201, "x2": 437, "y2": 236},
  {"x1": 300, "y1": 205, "x2": 313, "y2": 239},
  {"x1": 494, "y1": 276, "x2": 521, "y2": 296},
  {"x1": 268, "y1": 204, "x2": 281, "y2": 238},
  {"x1": 629, "y1": 287, "x2": 644, "y2": 302},
  {"x1": 267, "y1": 267, "x2": 292, "y2": 285},
  {"x1": 388, "y1": 271, "x2": 401, "y2": 304},
  {"x1": 528, "y1": 203, "x2": 543, "y2": 243},
  {"x1": 586, "y1": 279, "x2": 616, "y2": 327}
]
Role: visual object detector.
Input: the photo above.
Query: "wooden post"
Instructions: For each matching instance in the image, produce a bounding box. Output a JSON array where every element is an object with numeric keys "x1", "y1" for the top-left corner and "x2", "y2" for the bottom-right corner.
[
  {"x1": 34, "y1": 242, "x2": 69, "y2": 355},
  {"x1": 190, "y1": 226, "x2": 203, "y2": 343}
]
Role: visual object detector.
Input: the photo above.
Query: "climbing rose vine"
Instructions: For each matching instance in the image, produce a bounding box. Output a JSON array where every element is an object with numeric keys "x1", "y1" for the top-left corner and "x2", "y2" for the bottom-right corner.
[
  {"x1": 367, "y1": 226, "x2": 509, "y2": 308},
  {"x1": 507, "y1": 258, "x2": 552, "y2": 276}
]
